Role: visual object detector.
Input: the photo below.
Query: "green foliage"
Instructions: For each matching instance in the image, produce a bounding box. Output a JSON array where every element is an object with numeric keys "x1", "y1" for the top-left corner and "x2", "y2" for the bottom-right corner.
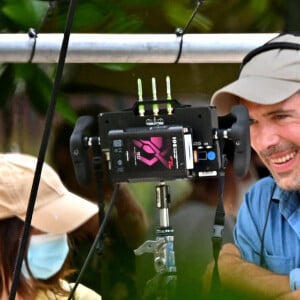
[
  {"x1": 44, "y1": 0, "x2": 148, "y2": 33},
  {"x1": 0, "y1": 0, "x2": 290, "y2": 151},
  {"x1": 164, "y1": 2, "x2": 212, "y2": 32},
  {"x1": 200, "y1": 0, "x2": 284, "y2": 32},
  {"x1": 251, "y1": 0, "x2": 269, "y2": 12},
  {"x1": 14, "y1": 64, "x2": 76, "y2": 123},
  {"x1": 1, "y1": 0, "x2": 47, "y2": 31},
  {"x1": 96, "y1": 63, "x2": 138, "y2": 72},
  {"x1": 0, "y1": 0, "x2": 77, "y2": 141}
]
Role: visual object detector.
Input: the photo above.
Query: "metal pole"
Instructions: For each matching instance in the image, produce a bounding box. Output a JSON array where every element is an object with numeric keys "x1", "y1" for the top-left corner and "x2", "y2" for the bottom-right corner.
[{"x1": 0, "y1": 33, "x2": 278, "y2": 63}]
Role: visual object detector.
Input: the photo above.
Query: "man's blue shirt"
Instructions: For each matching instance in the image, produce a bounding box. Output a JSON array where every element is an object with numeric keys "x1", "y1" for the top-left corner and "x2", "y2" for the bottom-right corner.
[{"x1": 234, "y1": 176, "x2": 300, "y2": 288}]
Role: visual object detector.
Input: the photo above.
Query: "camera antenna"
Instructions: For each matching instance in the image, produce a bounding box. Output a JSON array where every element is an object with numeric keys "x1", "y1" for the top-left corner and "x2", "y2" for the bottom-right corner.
[
  {"x1": 166, "y1": 75, "x2": 173, "y2": 115},
  {"x1": 137, "y1": 78, "x2": 145, "y2": 117},
  {"x1": 152, "y1": 77, "x2": 159, "y2": 116}
]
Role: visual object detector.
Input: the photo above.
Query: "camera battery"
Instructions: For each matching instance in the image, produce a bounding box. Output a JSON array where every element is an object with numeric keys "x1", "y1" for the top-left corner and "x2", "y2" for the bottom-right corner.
[{"x1": 108, "y1": 126, "x2": 193, "y2": 182}]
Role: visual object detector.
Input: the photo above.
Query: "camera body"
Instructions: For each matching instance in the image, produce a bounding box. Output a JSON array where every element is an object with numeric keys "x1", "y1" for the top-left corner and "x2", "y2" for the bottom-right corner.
[
  {"x1": 97, "y1": 101, "x2": 222, "y2": 182},
  {"x1": 70, "y1": 99, "x2": 250, "y2": 184}
]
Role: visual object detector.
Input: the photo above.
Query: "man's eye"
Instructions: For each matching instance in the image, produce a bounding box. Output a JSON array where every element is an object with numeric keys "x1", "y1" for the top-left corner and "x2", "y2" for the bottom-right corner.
[{"x1": 274, "y1": 114, "x2": 288, "y2": 120}]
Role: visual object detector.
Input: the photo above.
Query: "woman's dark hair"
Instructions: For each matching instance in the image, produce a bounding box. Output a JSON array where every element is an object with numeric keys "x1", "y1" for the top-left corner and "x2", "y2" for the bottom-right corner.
[
  {"x1": 0, "y1": 217, "x2": 32, "y2": 297},
  {"x1": 0, "y1": 217, "x2": 74, "y2": 298}
]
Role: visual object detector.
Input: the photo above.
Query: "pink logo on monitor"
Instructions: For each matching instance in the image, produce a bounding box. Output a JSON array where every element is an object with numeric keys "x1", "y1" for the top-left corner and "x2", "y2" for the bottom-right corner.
[{"x1": 133, "y1": 137, "x2": 174, "y2": 169}]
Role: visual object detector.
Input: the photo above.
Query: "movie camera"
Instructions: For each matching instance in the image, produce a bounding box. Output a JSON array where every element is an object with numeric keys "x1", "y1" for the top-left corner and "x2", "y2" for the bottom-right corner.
[{"x1": 70, "y1": 76, "x2": 250, "y2": 185}]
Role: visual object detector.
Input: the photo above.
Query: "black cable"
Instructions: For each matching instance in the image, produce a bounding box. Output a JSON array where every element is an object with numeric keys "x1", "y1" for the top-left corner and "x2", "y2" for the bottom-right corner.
[
  {"x1": 210, "y1": 171, "x2": 225, "y2": 300},
  {"x1": 8, "y1": 1, "x2": 78, "y2": 299},
  {"x1": 28, "y1": 28, "x2": 38, "y2": 63},
  {"x1": 174, "y1": 28, "x2": 184, "y2": 64},
  {"x1": 91, "y1": 142, "x2": 106, "y2": 254},
  {"x1": 259, "y1": 182, "x2": 276, "y2": 267},
  {"x1": 28, "y1": 3, "x2": 54, "y2": 63},
  {"x1": 67, "y1": 183, "x2": 120, "y2": 300},
  {"x1": 174, "y1": 0, "x2": 205, "y2": 63}
]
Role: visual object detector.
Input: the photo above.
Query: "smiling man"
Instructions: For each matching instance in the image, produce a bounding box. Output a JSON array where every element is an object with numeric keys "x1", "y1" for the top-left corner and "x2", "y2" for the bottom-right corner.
[{"x1": 210, "y1": 33, "x2": 300, "y2": 300}]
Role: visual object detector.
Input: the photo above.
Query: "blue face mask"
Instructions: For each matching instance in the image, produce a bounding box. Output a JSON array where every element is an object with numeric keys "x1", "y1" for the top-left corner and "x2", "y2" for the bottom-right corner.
[{"x1": 22, "y1": 233, "x2": 69, "y2": 280}]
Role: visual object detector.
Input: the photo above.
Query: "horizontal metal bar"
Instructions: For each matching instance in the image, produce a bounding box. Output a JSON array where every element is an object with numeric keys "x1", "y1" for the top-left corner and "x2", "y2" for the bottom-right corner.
[{"x1": 0, "y1": 33, "x2": 278, "y2": 63}]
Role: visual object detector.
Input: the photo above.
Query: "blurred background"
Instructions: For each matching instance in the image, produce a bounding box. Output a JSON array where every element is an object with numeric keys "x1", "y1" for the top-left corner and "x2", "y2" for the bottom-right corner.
[
  {"x1": 1, "y1": 0, "x2": 298, "y2": 150},
  {"x1": 0, "y1": 0, "x2": 299, "y2": 299},
  {"x1": 0, "y1": 0, "x2": 297, "y2": 205},
  {"x1": 0, "y1": 0, "x2": 296, "y2": 209}
]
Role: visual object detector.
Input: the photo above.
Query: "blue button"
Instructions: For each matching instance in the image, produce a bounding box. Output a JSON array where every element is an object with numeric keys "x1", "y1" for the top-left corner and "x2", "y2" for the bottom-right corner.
[{"x1": 207, "y1": 151, "x2": 216, "y2": 160}]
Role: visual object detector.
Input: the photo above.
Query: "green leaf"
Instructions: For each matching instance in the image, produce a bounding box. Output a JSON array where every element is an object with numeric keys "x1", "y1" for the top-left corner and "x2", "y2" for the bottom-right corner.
[
  {"x1": 15, "y1": 64, "x2": 76, "y2": 123},
  {"x1": 250, "y1": 0, "x2": 269, "y2": 14},
  {"x1": 55, "y1": 94, "x2": 77, "y2": 124},
  {"x1": 2, "y1": 1, "x2": 48, "y2": 30},
  {"x1": 164, "y1": 2, "x2": 212, "y2": 32},
  {"x1": 96, "y1": 63, "x2": 138, "y2": 72}
]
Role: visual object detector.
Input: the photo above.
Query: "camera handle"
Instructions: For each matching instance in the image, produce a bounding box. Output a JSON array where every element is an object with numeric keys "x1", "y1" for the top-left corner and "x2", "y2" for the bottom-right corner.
[
  {"x1": 70, "y1": 115, "x2": 95, "y2": 186},
  {"x1": 70, "y1": 115, "x2": 107, "y2": 252},
  {"x1": 217, "y1": 104, "x2": 251, "y2": 177},
  {"x1": 134, "y1": 181, "x2": 177, "y2": 300}
]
